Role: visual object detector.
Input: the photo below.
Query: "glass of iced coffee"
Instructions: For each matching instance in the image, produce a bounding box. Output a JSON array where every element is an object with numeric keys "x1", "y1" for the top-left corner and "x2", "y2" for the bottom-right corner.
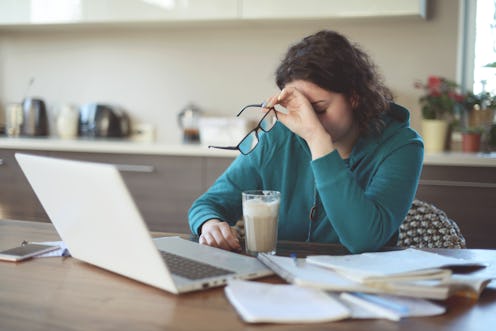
[{"x1": 242, "y1": 190, "x2": 280, "y2": 256}]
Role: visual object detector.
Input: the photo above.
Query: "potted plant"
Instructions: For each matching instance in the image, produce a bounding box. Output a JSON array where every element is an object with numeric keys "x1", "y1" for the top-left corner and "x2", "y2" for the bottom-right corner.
[
  {"x1": 415, "y1": 76, "x2": 464, "y2": 153},
  {"x1": 461, "y1": 126, "x2": 483, "y2": 152},
  {"x1": 461, "y1": 91, "x2": 496, "y2": 152}
]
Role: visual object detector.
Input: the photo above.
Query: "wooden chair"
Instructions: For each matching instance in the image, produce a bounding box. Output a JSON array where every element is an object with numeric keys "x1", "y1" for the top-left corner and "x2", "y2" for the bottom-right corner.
[{"x1": 397, "y1": 199, "x2": 466, "y2": 249}]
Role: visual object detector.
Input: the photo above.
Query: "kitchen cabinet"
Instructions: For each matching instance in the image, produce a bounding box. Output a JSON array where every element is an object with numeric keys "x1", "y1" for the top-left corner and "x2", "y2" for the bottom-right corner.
[
  {"x1": 0, "y1": 0, "x2": 238, "y2": 25},
  {"x1": 0, "y1": 148, "x2": 235, "y2": 234},
  {"x1": 0, "y1": 149, "x2": 52, "y2": 222},
  {"x1": 241, "y1": 0, "x2": 427, "y2": 20},
  {"x1": 0, "y1": 0, "x2": 427, "y2": 27},
  {"x1": 416, "y1": 165, "x2": 496, "y2": 249}
]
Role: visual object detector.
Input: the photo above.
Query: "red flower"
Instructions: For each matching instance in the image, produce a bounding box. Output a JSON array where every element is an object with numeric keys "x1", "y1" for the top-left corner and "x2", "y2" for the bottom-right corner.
[
  {"x1": 428, "y1": 76, "x2": 442, "y2": 96},
  {"x1": 415, "y1": 76, "x2": 463, "y2": 120}
]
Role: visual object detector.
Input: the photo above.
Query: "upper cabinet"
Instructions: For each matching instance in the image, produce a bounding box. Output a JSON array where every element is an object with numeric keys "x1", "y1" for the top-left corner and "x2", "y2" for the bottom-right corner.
[
  {"x1": 0, "y1": 0, "x2": 238, "y2": 25},
  {"x1": 0, "y1": 0, "x2": 427, "y2": 27},
  {"x1": 241, "y1": 0, "x2": 427, "y2": 20}
]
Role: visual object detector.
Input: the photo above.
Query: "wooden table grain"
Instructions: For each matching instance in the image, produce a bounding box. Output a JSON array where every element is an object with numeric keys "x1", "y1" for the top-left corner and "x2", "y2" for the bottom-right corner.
[{"x1": 1, "y1": 219, "x2": 496, "y2": 331}]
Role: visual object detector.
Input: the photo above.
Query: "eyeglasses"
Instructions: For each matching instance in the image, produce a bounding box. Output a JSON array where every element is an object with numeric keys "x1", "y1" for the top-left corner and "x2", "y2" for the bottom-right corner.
[{"x1": 208, "y1": 103, "x2": 278, "y2": 155}]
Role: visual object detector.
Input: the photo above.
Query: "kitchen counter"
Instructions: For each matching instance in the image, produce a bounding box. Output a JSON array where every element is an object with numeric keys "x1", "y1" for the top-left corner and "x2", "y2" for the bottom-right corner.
[
  {"x1": 0, "y1": 137, "x2": 238, "y2": 158},
  {"x1": 423, "y1": 151, "x2": 496, "y2": 167},
  {"x1": 1, "y1": 137, "x2": 496, "y2": 166}
]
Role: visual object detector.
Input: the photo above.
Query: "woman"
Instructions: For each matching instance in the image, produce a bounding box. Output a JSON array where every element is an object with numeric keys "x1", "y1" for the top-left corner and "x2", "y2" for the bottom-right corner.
[{"x1": 188, "y1": 30, "x2": 423, "y2": 254}]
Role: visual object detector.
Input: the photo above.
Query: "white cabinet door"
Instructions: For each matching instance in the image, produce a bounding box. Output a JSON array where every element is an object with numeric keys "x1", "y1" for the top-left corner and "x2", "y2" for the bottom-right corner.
[
  {"x1": 0, "y1": 0, "x2": 238, "y2": 25},
  {"x1": 0, "y1": 0, "x2": 427, "y2": 26},
  {"x1": 80, "y1": 0, "x2": 238, "y2": 23},
  {"x1": 241, "y1": 0, "x2": 427, "y2": 20}
]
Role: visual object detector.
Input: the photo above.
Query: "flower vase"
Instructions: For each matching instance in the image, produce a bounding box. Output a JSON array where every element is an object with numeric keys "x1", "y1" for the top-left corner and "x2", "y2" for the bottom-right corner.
[{"x1": 422, "y1": 119, "x2": 449, "y2": 153}]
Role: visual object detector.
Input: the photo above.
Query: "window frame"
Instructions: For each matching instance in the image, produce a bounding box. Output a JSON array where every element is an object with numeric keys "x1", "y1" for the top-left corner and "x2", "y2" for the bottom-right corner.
[{"x1": 457, "y1": 0, "x2": 477, "y2": 93}]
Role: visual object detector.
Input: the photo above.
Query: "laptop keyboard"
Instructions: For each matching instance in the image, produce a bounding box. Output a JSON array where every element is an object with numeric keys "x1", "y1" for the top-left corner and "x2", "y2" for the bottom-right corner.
[{"x1": 159, "y1": 251, "x2": 235, "y2": 280}]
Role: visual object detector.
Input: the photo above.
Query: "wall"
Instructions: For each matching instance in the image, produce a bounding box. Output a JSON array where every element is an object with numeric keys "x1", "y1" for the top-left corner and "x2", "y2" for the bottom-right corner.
[{"x1": 0, "y1": 0, "x2": 459, "y2": 143}]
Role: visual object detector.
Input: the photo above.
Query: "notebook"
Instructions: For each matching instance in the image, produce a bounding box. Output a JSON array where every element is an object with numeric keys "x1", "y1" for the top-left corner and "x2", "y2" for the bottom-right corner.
[
  {"x1": 305, "y1": 248, "x2": 484, "y2": 283},
  {"x1": 15, "y1": 153, "x2": 272, "y2": 294}
]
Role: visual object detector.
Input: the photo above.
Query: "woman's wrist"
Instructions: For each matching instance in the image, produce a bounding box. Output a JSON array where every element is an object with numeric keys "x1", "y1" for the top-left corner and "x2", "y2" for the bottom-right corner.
[{"x1": 307, "y1": 131, "x2": 335, "y2": 160}]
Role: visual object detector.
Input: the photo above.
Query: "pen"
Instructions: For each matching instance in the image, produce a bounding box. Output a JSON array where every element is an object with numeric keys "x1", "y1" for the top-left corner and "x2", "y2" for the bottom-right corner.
[
  {"x1": 61, "y1": 248, "x2": 71, "y2": 259},
  {"x1": 339, "y1": 292, "x2": 407, "y2": 321},
  {"x1": 290, "y1": 253, "x2": 299, "y2": 267}
]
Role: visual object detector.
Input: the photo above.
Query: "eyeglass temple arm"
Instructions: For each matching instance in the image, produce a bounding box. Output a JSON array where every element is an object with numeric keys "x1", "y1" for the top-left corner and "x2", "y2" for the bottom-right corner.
[
  {"x1": 236, "y1": 103, "x2": 265, "y2": 117},
  {"x1": 208, "y1": 145, "x2": 239, "y2": 151}
]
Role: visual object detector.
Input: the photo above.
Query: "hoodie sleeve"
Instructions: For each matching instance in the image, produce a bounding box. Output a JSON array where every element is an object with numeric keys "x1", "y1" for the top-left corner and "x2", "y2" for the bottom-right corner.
[
  {"x1": 311, "y1": 141, "x2": 423, "y2": 253},
  {"x1": 187, "y1": 133, "x2": 273, "y2": 235},
  {"x1": 187, "y1": 155, "x2": 258, "y2": 235}
]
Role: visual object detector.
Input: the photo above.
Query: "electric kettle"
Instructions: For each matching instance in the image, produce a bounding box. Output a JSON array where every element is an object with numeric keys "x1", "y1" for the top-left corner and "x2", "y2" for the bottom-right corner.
[
  {"x1": 78, "y1": 103, "x2": 131, "y2": 138},
  {"x1": 21, "y1": 97, "x2": 49, "y2": 136},
  {"x1": 177, "y1": 103, "x2": 202, "y2": 143}
]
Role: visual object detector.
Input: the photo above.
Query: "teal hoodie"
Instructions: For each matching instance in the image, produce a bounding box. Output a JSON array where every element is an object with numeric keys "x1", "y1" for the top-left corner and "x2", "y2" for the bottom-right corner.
[{"x1": 188, "y1": 103, "x2": 424, "y2": 253}]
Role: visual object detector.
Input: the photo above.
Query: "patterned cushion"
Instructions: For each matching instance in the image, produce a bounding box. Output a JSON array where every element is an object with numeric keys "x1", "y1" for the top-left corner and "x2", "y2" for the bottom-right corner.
[{"x1": 397, "y1": 199, "x2": 466, "y2": 249}]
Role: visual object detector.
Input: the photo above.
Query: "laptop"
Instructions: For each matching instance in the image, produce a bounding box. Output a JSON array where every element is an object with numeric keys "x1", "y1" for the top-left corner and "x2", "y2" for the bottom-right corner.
[{"x1": 15, "y1": 153, "x2": 272, "y2": 294}]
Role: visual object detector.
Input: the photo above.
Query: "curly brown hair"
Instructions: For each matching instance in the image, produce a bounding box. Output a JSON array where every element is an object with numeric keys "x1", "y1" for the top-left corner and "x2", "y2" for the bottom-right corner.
[{"x1": 275, "y1": 30, "x2": 394, "y2": 135}]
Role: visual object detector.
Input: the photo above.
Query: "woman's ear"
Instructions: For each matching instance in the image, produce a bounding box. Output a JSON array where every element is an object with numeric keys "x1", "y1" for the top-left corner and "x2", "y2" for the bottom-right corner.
[{"x1": 350, "y1": 94, "x2": 359, "y2": 109}]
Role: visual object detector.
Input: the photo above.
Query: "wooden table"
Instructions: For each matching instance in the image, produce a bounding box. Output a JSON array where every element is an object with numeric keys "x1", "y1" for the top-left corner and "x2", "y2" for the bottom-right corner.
[{"x1": 1, "y1": 219, "x2": 496, "y2": 331}]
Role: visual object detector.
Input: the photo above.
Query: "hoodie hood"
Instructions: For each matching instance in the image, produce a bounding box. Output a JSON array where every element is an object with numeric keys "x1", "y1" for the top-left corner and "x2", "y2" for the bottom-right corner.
[{"x1": 348, "y1": 103, "x2": 420, "y2": 166}]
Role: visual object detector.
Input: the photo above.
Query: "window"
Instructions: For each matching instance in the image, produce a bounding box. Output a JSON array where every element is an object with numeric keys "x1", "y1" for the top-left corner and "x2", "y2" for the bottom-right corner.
[
  {"x1": 462, "y1": 0, "x2": 496, "y2": 94},
  {"x1": 473, "y1": 0, "x2": 496, "y2": 93}
]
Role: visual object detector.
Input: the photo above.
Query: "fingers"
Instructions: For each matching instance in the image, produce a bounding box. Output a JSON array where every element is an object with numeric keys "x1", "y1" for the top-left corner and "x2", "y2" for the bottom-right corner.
[
  {"x1": 262, "y1": 95, "x2": 279, "y2": 110},
  {"x1": 199, "y1": 220, "x2": 241, "y2": 252},
  {"x1": 264, "y1": 89, "x2": 291, "y2": 109},
  {"x1": 277, "y1": 87, "x2": 292, "y2": 103},
  {"x1": 265, "y1": 87, "x2": 307, "y2": 113}
]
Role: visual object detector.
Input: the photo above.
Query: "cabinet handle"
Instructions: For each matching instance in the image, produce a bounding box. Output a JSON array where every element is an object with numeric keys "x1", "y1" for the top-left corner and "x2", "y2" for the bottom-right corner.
[
  {"x1": 0, "y1": 158, "x2": 3, "y2": 166},
  {"x1": 419, "y1": 179, "x2": 496, "y2": 189},
  {"x1": 113, "y1": 164, "x2": 155, "y2": 173}
]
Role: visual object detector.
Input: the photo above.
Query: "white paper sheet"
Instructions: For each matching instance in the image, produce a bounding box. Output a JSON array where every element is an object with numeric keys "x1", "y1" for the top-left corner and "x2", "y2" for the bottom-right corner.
[
  {"x1": 224, "y1": 279, "x2": 350, "y2": 323},
  {"x1": 335, "y1": 292, "x2": 446, "y2": 320}
]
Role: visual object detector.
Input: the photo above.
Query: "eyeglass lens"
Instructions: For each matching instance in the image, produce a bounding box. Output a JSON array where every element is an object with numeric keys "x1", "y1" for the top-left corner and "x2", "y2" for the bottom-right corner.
[
  {"x1": 238, "y1": 109, "x2": 277, "y2": 154},
  {"x1": 207, "y1": 104, "x2": 278, "y2": 154}
]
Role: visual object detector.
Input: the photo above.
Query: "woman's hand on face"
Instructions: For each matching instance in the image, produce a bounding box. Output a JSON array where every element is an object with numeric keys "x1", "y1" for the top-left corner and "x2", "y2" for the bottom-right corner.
[
  {"x1": 266, "y1": 87, "x2": 327, "y2": 144},
  {"x1": 265, "y1": 86, "x2": 334, "y2": 159},
  {"x1": 264, "y1": 87, "x2": 317, "y2": 141},
  {"x1": 199, "y1": 219, "x2": 241, "y2": 252}
]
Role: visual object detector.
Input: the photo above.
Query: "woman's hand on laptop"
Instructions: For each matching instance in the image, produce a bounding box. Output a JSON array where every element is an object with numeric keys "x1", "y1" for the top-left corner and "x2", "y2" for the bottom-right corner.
[{"x1": 199, "y1": 219, "x2": 241, "y2": 252}]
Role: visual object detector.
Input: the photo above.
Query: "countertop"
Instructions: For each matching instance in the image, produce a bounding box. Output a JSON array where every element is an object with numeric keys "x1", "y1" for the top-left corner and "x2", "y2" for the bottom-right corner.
[
  {"x1": 0, "y1": 136, "x2": 238, "y2": 158},
  {"x1": 422, "y1": 151, "x2": 496, "y2": 167},
  {"x1": 1, "y1": 136, "x2": 496, "y2": 166}
]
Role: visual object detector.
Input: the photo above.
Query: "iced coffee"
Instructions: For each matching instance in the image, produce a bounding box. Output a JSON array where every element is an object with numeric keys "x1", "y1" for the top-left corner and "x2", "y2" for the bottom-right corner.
[{"x1": 242, "y1": 190, "x2": 280, "y2": 256}]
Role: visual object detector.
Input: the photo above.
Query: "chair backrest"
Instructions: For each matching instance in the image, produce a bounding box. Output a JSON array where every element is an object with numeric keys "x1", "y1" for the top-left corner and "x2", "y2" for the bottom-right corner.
[{"x1": 397, "y1": 199, "x2": 466, "y2": 249}]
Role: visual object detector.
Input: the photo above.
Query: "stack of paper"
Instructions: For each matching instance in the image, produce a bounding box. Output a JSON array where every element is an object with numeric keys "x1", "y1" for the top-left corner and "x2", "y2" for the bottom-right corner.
[
  {"x1": 224, "y1": 249, "x2": 491, "y2": 324},
  {"x1": 257, "y1": 248, "x2": 490, "y2": 300},
  {"x1": 306, "y1": 248, "x2": 479, "y2": 283}
]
